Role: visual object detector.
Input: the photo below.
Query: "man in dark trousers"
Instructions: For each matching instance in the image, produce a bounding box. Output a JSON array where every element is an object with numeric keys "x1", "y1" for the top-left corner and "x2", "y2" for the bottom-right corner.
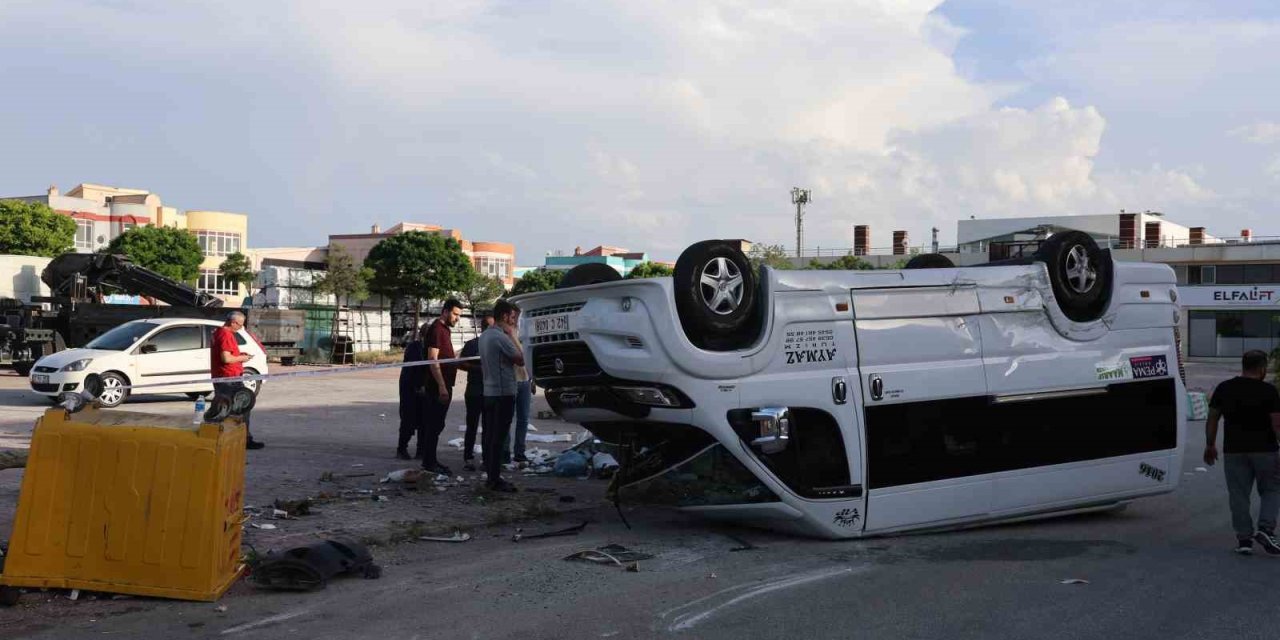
[
  {"x1": 459, "y1": 311, "x2": 495, "y2": 472},
  {"x1": 480, "y1": 299, "x2": 524, "y2": 492},
  {"x1": 1205, "y1": 349, "x2": 1280, "y2": 555},
  {"x1": 210, "y1": 311, "x2": 264, "y2": 450},
  {"x1": 421, "y1": 299, "x2": 463, "y2": 476},
  {"x1": 396, "y1": 327, "x2": 426, "y2": 460}
]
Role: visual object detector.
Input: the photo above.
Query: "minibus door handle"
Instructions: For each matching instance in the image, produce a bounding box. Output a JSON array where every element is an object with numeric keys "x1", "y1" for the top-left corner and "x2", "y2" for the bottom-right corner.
[
  {"x1": 832, "y1": 377, "x2": 848, "y2": 405},
  {"x1": 869, "y1": 374, "x2": 883, "y2": 401}
]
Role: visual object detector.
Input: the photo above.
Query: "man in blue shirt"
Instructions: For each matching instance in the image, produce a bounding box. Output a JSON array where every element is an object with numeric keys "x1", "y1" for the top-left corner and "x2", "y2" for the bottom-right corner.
[{"x1": 480, "y1": 299, "x2": 524, "y2": 492}]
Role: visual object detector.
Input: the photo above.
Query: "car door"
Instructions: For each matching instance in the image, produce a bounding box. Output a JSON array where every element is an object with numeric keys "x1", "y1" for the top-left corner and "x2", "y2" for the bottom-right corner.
[
  {"x1": 735, "y1": 292, "x2": 867, "y2": 534},
  {"x1": 852, "y1": 284, "x2": 993, "y2": 533},
  {"x1": 133, "y1": 324, "x2": 208, "y2": 393}
]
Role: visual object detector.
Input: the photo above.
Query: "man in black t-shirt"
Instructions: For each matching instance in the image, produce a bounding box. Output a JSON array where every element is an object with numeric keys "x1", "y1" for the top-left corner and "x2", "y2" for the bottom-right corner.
[
  {"x1": 459, "y1": 311, "x2": 494, "y2": 472},
  {"x1": 1205, "y1": 349, "x2": 1280, "y2": 555}
]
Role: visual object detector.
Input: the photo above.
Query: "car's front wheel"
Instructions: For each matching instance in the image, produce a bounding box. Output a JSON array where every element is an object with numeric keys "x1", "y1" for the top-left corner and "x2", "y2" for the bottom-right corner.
[
  {"x1": 673, "y1": 240, "x2": 760, "y2": 350},
  {"x1": 95, "y1": 372, "x2": 130, "y2": 408},
  {"x1": 243, "y1": 368, "x2": 261, "y2": 396}
]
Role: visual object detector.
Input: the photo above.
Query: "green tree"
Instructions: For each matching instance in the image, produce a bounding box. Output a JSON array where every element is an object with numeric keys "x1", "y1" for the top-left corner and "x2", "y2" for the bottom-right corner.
[
  {"x1": 807, "y1": 253, "x2": 875, "y2": 270},
  {"x1": 509, "y1": 268, "x2": 564, "y2": 296},
  {"x1": 313, "y1": 243, "x2": 373, "y2": 321},
  {"x1": 0, "y1": 200, "x2": 77, "y2": 257},
  {"x1": 626, "y1": 261, "x2": 674, "y2": 279},
  {"x1": 364, "y1": 231, "x2": 473, "y2": 326},
  {"x1": 106, "y1": 225, "x2": 203, "y2": 283},
  {"x1": 880, "y1": 258, "x2": 909, "y2": 270},
  {"x1": 746, "y1": 243, "x2": 795, "y2": 271},
  {"x1": 458, "y1": 269, "x2": 506, "y2": 335},
  {"x1": 218, "y1": 251, "x2": 256, "y2": 295}
]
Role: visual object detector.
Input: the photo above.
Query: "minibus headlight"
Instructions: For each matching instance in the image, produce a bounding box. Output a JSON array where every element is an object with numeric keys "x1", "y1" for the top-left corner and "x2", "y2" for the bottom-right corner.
[{"x1": 614, "y1": 386, "x2": 682, "y2": 407}]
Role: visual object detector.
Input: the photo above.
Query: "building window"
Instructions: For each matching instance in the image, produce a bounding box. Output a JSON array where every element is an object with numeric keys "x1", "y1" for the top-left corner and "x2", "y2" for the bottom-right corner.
[
  {"x1": 1216, "y1": 265, "x2": 1243, "y2": 285},
  {"x1": 1188, "y1": 310, "x2": 1280, "y2": 358},
  {"x1": 475, "y1": 256, "x2": 511, "y2": 279},
  {"x1": 74, "y1": 220, "x2": 93, "y2": 250},
  {"x1": 195, "y1": 231, "x2": 242, "y2": 257},
  {"x1": 197, "y1": 269, "x2": 240, "y2": 296}
]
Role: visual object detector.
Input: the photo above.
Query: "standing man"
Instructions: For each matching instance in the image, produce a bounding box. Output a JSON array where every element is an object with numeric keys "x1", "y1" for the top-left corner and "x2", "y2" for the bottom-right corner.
[
  {"x1": 480, "y1": 299, "x2": 524, "y2": 492},
  {"x1": 420, "y1": 299, "x2": 463, "y2": 476},
  {"x1": 1204, "y1": 349, "x2": 1280, "y2": 555},
  {"x1": 210, "y1": 311, "x2": 264, "y2": 450},
  {"x1": 459, "y1": 311, "x2": 495, "y2": 471},
  {"x1": 396, "y1": 327, "x2": 426, "y2": 460},
  {"x1": 510, "y1": 309, "x2": 534, "y2": 464}
]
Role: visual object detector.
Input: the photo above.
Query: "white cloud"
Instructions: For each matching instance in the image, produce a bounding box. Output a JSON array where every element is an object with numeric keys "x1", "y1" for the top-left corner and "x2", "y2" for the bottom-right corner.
[
  {"x1": 1230, "y1": 121, "x2": 1280, "y2": 145},
  {"x1": 0, "y1": 1, "x2": 1244, "y2": 259}
]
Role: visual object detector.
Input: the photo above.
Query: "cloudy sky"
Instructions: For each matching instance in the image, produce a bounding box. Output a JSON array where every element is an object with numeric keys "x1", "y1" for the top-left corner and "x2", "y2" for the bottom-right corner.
[{"x1": 1, "y1": 1, "x2": 1277, "y2": 262}]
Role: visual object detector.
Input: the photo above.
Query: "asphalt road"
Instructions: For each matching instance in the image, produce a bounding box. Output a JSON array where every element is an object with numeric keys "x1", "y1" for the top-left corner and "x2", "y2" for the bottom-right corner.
[{"x1": 4, "y1": 362, "x2": 1277, "y2": 640}]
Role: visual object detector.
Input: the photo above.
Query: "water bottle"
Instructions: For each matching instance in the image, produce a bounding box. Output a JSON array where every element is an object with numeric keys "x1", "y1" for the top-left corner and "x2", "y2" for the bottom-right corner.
[{"x1": 193, "y1": 396, "x2": 206, "y2": 424}]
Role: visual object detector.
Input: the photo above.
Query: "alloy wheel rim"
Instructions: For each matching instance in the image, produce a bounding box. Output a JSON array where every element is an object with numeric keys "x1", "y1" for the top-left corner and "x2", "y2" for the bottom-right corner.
[
  {"x1": 1064, "y1": 245, "x2": 1097, "y2": 294},
  {"x1": 698, "y1": 257, "x2": 745, "y2": 316}
]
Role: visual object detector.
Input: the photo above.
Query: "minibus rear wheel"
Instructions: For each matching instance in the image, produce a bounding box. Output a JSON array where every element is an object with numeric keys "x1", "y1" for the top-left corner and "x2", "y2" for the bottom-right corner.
[
  {"x1": 558, "y1": 263, "x2": 622, "y2": 289},
  {"x1": 1034, "y1": 231, "x2": 1113, "y2": 322},
  {"x1": 673, "y1": 240, "x2": 759, "y2": 350},
  {"x1": 903, "y1": 253, "x2": 955, "y2": 269}
]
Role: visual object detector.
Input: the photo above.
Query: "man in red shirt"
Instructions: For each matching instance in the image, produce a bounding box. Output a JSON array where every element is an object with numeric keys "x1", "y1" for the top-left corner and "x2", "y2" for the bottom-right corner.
[
  {"x1": 420, "y1": 299, "x2": 462, "y2": 475},
  {"x1": 211, "y1": 311, "x2": 264, "y2": 450}
]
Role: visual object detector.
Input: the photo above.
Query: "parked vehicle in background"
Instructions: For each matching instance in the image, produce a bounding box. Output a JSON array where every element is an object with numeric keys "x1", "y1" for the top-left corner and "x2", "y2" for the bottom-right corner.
[
  {"x1": 514, "y1": 233, "x2": 1186, "y2": 538},
  {"x1": 0, "y1": 252, "x2": 303, "y2": 374},
  {"x1": 28, "y1": 318, "x2": 268, "y2": 408}
]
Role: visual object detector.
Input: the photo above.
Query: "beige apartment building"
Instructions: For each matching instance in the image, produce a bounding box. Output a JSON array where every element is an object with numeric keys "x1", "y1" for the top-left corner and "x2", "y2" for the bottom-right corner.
[
  {"x1": 4, "y1": 183, "x2": 251, "y2": 304},
  {"x1": 330, "y1": 222, "x2": 516, "y2": 288}
]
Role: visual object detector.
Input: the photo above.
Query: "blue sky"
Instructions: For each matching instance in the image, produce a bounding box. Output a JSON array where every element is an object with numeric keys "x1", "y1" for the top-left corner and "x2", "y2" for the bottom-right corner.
[{"x1": 1, "y1": 1, "x2": 1277, "y2": 262}]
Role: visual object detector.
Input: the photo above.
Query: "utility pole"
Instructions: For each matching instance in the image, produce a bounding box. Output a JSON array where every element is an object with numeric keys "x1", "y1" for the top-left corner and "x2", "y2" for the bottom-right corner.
[
  {"x1": 791, "y1": 187, "x2": 811, "y2": 258},
  {"x1": 931, "y1": 227, "x2": 939, "y2": 254}
]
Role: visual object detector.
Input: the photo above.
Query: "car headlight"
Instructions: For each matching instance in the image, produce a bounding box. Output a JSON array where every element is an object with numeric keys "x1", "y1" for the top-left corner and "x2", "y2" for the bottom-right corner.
[{"x1": 60, "y1": 358, "x2": 93, "y2": 372}]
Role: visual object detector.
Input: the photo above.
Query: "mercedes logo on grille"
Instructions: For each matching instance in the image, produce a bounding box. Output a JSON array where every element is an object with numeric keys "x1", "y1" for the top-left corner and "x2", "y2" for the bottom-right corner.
[{"x1": 554, "y1": 358, "x2": 565, "y2": 374}]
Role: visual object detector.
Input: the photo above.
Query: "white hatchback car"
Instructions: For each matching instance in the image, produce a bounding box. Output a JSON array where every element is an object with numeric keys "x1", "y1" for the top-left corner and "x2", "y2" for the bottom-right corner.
[{"x1": 29, "y1": 318, "x2": 267, "y2": 408}]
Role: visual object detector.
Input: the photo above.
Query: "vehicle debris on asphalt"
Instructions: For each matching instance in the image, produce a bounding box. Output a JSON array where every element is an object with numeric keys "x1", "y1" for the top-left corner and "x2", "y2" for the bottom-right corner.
[
  {"x1": 250, "y1": 539, "x2": 381, "y2": 592},
  {"x1": 564, "y1": 544, "x2": 653, "y2": 570},
  {"x1": 0, "y1": 450, "x2": 27, "y2": 471},
  {"x1": 419, "y1": 532, "x2": 472, "y2": 543},
  {"x1": 381, "y1": 468, "x2": 425, "y2": 484},
  {"x1": 512, "y1": 522, "x2": 589, "y2": 542}
]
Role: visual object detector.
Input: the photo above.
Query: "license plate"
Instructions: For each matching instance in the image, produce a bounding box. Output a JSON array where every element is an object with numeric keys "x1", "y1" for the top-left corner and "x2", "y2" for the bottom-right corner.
[
  {"x1": 532, "y1": 314, "x2": 571, "y2": 336},
  {"x1": 32, "y1": 374, "x2": 49, "y2": 384}
]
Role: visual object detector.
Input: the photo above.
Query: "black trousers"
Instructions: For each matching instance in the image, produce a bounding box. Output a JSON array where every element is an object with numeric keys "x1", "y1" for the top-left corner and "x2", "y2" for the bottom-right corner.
[
  {"x1": 213, "y1": 381, "x2": 255, "y2": 443},
  {"x1": 463, "y1": 391, "x2": 483, "y2": 460},
  {"x1": 482, "y1": 395, "x2": 515, "y2": 484},
  {"x1": 420, "y1": 390, "x2": 452, "y2": 470},
  {"x1": 397, "y1": 392, "x2": 424, "y2": 455}
]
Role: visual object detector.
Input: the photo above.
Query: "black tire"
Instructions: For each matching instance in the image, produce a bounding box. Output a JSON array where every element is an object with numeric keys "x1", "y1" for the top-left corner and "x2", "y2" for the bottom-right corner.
[
  {"x1": 0, "y1": 585, "x2": 19, "y2": 607},
  {"x1": 673, "y1": 240, "x2": 759, "y2": 350},
  {"x1": 95, "y1": 372, "x2": 130, "y2": 408},
  {"x1": 903, "y1": 253, "x2": 955, "y2": 269},
  {"x1": 558, "y1": 263, "x2": 622, "y2": 289},
  {"x1": 1033, "y1": 231, "x2": 1113, "y2": 323},
  {"x1": 12, "y1": 362, "x2": 33, "y2": 378}
]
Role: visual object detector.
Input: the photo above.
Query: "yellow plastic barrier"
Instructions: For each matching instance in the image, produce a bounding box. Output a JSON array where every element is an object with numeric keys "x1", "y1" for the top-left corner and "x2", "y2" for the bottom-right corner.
[{"x1": 0, "y1": 407, "x2": 247, "y2": 601}]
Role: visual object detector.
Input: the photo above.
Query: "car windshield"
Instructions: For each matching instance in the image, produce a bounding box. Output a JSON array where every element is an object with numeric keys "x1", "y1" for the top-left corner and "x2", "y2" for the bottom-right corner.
[{"x1": 85, "y1": 322, "x2": 161, "y2": 351}]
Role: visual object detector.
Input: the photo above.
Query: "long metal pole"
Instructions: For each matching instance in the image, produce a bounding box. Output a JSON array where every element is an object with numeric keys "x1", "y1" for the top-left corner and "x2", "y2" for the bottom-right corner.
[{"x1": 795, "y1": 200, "x2": 803, "y2": 258}]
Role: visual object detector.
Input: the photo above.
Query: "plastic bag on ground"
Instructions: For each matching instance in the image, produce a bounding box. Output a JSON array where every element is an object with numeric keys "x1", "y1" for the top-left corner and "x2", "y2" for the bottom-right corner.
[{"x1": 554, "y1": 450, "x2": 589, "y2": 477}]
